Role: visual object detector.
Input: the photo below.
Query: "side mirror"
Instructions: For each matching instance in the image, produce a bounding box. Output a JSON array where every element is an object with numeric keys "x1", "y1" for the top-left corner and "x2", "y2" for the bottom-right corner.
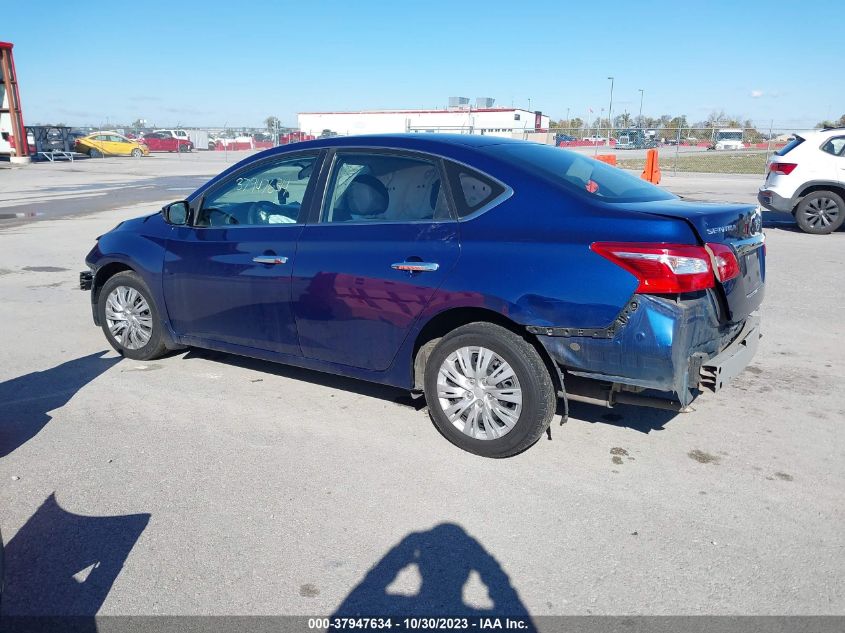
[{"x1": 162, "y1": 201, "x2": 189, "y2": 226}]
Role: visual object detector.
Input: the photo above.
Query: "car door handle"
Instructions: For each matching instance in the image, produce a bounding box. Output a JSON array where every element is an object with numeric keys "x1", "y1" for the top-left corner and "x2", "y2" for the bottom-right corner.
[
  {"x1": 253, "y1": 255, "x2": 288, "y2": 264},
  {"x1": 391, "y1": 261, "x2": 439, "y2": 272}
]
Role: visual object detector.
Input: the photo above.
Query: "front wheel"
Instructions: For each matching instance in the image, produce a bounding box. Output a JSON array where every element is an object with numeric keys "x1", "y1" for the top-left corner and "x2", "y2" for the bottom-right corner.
[
  {"x1": 423, "y1": 322, "x2": 556, "y2": 458},
  {"x1": 795, "y1": 191, "x2": 845, "y2": 234},
  {"x1": 97, "y1": 271, "x2": 167, "y2": 360},
  {"x1": 131, "y1": 148, "x2": 143, "y2": 158}
]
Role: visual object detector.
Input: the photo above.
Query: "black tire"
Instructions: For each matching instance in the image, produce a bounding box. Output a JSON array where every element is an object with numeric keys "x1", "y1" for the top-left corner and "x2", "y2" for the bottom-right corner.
[
  {"x1": 795, "y1": 190, "x2": 845, "y2": 234},
  {"x1": 423, "y1": 322, "x2": 556, "y2": 458},
  {"x1": 89, "y1": 148, "x2": 103, "y2": 158},
  {"x1": 131, "y1": 148, "x2": 143, "y2": 158},
  {"x1": 97, "y1": 271, "x2": 167, "y2": 361}
]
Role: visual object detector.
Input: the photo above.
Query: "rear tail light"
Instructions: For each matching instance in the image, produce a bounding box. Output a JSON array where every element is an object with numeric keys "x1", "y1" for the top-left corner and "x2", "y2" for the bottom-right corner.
[
  {"x1": 591, "y1": 242, "x2": 739, "y2": 294},
  {"x1": 706, "y1": 243, "x2": 741, "y2": 282},
  {"x1": 769, "y1": 162, "x2": 797, "y2": 175}
]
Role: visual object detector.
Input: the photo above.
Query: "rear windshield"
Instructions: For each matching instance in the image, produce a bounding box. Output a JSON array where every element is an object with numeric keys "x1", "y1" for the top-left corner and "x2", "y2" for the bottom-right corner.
[
  {"x1": 776, "y1": 136, "x2": 804, "y2": 156},
  {"x1": 488, "y1": 143, "x2": 676, "y2": 203}
]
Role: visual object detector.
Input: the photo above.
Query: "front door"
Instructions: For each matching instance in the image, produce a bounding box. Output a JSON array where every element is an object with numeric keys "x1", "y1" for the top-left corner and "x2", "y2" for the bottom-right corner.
[
  {"x1": 104, "y1": 135, "x2": 133, "y2": 155},
  {"x1": 163, "y1": 151, "x2": 322, "y2": 355},
  {"x1": 292, "y1": 150, "x2": 460, "y2": 371}
]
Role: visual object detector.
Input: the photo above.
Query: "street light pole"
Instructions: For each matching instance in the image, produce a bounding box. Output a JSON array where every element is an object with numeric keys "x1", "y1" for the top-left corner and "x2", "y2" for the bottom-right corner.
[
  {"x1": 638, "y1": 89, "x2": 644, "y2": 128},
  {"x1": 607, "y1": 76, "x2": 614, "y2": 145}
]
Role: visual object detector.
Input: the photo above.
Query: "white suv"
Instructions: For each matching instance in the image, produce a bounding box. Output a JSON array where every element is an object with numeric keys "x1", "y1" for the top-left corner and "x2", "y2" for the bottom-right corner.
[
  {"x1": 758, "y1": 128, "x2": 845, "y2": 234},
  {"x1": 154, "y1": 129, "x2": 190, "y2": 141}
]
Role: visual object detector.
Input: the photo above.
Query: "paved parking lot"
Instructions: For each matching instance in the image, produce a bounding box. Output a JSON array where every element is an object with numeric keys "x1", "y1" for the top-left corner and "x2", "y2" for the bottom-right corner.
[{"x1": 0, "y1": 160, "x2": 843, "y2": 619}]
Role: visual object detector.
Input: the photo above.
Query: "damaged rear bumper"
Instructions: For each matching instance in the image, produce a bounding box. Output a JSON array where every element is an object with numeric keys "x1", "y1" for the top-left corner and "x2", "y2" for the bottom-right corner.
[
  {"x1": 532, "y1": 293, "x2": 760, "y2": 408},
  {"x1": 699, "y1": 313, "x2": 761, "y2": 392}
]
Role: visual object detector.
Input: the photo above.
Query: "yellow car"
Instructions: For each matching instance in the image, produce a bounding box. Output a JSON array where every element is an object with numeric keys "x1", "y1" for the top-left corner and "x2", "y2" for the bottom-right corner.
[{"x1": 75, "y1": 132, "x2": 149, "y2": 158}]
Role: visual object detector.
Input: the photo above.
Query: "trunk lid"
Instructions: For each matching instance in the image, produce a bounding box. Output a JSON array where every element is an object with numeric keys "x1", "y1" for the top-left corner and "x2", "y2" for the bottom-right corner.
[{"x1": 622, "y1": 199, "x2": 765, "y2": 323}]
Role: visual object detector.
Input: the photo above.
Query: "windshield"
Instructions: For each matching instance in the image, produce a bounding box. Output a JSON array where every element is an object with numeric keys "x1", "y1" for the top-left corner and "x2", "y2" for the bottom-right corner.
[
  {"x1": 716, "y1": 131, "x2": 743, "y2": 141},
  {"x1": 489, "y1": 143, "x2": 676, "y2": 203}
]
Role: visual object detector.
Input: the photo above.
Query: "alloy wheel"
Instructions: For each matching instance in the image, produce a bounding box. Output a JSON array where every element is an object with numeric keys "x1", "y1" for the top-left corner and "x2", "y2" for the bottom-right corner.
[{"x1": 802, "y1": 196, "x2": 841, "y2": 229}]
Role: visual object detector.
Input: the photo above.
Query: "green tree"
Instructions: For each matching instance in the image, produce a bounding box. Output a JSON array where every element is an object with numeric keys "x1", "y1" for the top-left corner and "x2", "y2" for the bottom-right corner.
[
  {"x1": 705, "y1": 110, "x2": 742, "y2": 127},
  {"x1": 614, "y1": 112, "x2": 633, "y2": 128},
  {"x1": 815, "y1": 114, "x2": 845, "y2": 128}
]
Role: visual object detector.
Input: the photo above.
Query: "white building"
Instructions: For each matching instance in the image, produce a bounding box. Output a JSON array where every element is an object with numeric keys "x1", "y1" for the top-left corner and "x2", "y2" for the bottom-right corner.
[{"x1": 298, "y1": 106, "x2": 550, "y2": 139}]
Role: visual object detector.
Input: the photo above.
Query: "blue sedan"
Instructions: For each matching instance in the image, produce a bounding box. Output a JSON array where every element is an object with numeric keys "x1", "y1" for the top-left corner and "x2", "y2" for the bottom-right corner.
[{"x1": 81, "y1": 134, "x2": 765, "y2": 457}]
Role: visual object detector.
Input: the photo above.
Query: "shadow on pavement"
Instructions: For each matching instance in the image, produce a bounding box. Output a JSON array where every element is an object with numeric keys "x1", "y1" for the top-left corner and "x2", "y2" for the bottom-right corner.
[
  {"x1": 184, "y1": 348, "x2": 427, "y2": 411},
  {"x1": 762, "y1": 211, "x2": 800, "y2": 231},
  {"x1": 0, "y1": 351, "x2": 121, "y2": 458},
  {"x1": 1, "y1": 493, "x2": 150, "y2": 619},
  {"x1": 332, "y1": 523, "x2": 535, "y2": 629},
  {"x1": 562, "y1": 400, "x2": 678, "y2": 434}
]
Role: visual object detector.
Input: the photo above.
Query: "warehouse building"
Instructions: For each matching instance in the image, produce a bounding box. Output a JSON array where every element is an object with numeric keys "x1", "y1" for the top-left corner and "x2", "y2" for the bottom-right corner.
[{"x1": 298, "y1": 97, "x2": 550, "y2": 139}]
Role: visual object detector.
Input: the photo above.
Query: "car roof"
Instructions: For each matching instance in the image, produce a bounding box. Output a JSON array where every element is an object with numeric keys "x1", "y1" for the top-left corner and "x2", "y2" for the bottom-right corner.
[
  {"x1": 257, "y1": 133, "x2": 527, "y2": 156},
  {"x1": 799, "y1": 128, "x2": 845, "y2": 141},
  {"x1": 187, "y1": 134, "x2": 540, "y2": 204}
]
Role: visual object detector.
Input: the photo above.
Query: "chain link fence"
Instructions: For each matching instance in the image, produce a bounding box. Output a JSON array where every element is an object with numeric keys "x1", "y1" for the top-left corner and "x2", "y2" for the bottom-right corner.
[
  {"x1": 546, "y1": 126, "x2": 816, "y2": 176},
  {"x1": 68, "y1": 122, "x2": 819, "y2": 175}
]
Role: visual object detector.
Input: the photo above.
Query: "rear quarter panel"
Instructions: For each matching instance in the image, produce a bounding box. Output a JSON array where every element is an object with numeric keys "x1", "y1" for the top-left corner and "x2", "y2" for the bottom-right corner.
[{"x1": 434, "y1": 177, "x2": 699, "y2": 330}]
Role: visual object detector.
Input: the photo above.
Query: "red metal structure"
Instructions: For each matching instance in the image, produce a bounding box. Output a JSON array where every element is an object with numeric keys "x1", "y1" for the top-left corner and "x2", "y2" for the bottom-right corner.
[{"x1": 0, "y1": 41, "x2": 29, "y2": 158}]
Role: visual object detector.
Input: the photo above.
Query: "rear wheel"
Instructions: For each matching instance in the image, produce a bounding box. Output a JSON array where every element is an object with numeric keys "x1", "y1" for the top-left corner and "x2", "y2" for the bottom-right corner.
[
  {"x1": 795, "y1": 191, "x2": 845, "y2": 234},
  {"x1": 89, "y1": 148, "x2": 103, "y2": 158},
  {"x1": 97, "y1": 271, "x2": 167, "y2": 361},
  {"x1": 423, "y1": 323, "x2": 556, "y2": 458}
]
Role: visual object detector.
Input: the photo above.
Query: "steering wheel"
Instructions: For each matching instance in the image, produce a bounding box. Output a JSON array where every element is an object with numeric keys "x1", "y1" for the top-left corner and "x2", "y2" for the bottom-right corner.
[
  {"x1": 205, "y1": 207, "x2": 239, "y2": 225},
  {"x1": 247, "y1": 200, "x2": 284, "y2": 225}
]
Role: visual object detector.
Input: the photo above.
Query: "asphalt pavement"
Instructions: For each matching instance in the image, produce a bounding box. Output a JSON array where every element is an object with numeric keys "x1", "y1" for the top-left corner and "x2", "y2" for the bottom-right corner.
[{"x1": 0, "y1": 156, "x2": 842, "y2": 620}]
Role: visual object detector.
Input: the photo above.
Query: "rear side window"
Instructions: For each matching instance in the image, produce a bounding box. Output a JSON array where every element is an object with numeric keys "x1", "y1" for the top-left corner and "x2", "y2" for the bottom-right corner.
[
  {"x1": 821, "y1": 136, "x2": 845, "y2": 157},
  {"x1": 444, "y1": 162, "x2": 507, "y2": 217},
  {"x1": 776, "y1": 136, "x2": 804, "y2": 156},
  {"x1": 490, "y1": 143, "x2": 675, "y2": 203}
]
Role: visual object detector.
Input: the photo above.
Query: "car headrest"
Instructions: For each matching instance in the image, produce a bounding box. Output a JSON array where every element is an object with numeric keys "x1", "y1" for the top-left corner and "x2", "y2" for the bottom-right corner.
[{"x1": 346, "y1": 174, "x2": 389, "y2": 216}]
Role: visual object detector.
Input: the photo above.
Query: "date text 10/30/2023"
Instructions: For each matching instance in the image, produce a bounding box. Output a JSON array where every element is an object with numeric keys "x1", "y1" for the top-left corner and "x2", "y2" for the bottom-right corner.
[{"x1": 308, "y1": 617, "x2": 532, "y2": 630}]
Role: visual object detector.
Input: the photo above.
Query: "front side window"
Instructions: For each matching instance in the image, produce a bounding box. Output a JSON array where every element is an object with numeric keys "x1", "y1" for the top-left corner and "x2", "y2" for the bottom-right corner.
[
  {"x1": 196, "y1": 154, "x2": 318, "y2": 227},
  {"x1": 322, "y1": 152, "x2": 450, "y2": 223}
]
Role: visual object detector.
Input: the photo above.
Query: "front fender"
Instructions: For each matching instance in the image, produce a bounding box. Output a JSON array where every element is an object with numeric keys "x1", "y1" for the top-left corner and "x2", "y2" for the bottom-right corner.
[{"x1": 84, "y1": 216, "x2": 178, "y2": 347}]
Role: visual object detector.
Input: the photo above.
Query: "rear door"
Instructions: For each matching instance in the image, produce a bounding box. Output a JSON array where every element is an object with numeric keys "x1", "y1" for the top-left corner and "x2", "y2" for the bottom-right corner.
[
  {"x1": 144, "y1": 132, "x2": 163, "y2": 151},
  {"x1": 87, "y1": 134, "x2": 109, "y2": 154},
  {"x1": 291, "y1": 149, "x2": 460, "y2": 371},
  {"x1": 821, "y1": 135, "x2": 845, "y2": 179}
]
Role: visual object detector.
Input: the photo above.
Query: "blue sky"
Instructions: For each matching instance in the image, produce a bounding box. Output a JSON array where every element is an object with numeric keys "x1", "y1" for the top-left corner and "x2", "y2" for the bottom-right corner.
[{"x1": 4, "y1": 0, "x2": 841, "y2": 130}]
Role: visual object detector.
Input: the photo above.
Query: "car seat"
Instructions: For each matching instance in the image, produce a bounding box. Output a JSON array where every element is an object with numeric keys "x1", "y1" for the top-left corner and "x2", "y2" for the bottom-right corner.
[{"x1": 335, "y1": 174, "x2": 389, "y2": 222}]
